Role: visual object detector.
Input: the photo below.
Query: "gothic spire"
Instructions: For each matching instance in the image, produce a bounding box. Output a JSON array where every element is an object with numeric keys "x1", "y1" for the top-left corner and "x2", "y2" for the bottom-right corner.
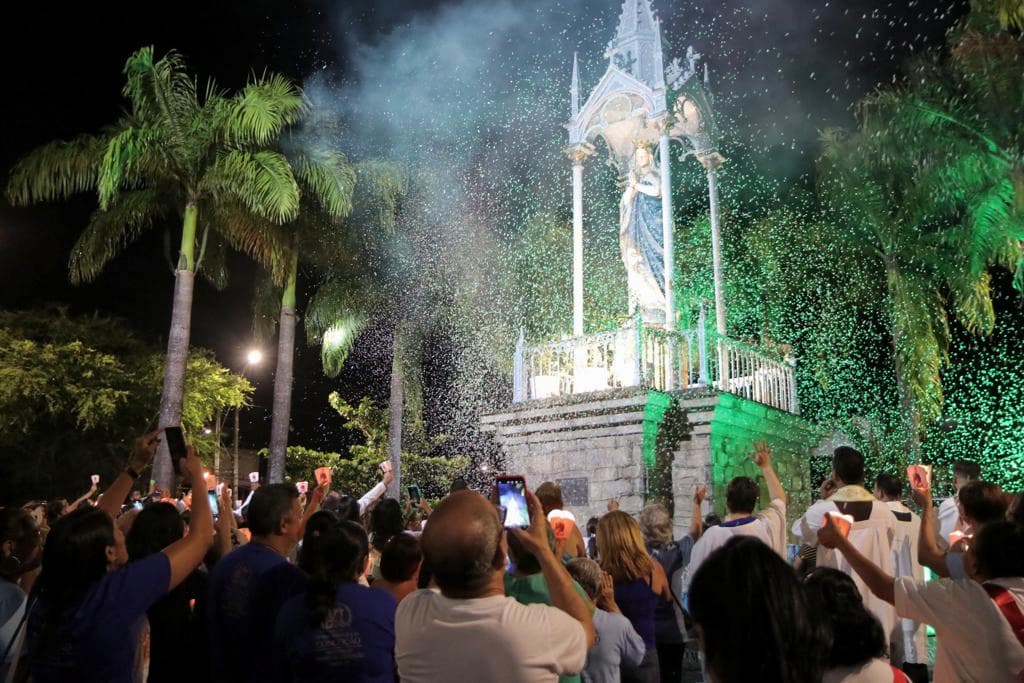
[
  {"x1": 571, "y1": 52, "x2": 580, "y2": 117},
  {"x1": 605, "y1": 0, "x2": 663, "y2": 89}
]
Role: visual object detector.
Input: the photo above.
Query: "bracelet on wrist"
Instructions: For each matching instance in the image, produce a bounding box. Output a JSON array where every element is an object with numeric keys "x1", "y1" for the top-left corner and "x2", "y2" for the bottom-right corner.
[{"x1": 124, "y1": 466, "x2": 141, "y2": 480}]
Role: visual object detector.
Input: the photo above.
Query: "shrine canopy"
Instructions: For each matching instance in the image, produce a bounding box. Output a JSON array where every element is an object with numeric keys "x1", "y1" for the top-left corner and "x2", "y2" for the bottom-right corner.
[{"x1": 566, "y1": 0, "x2": 669, "y2": 170}]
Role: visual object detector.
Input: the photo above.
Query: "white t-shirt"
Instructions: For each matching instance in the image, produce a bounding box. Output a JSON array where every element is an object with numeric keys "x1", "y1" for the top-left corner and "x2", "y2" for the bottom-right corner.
[
  {"x1": 395, "y1": 589, "x2": 587, "y2": 683},
  {"x1": 683, "y1": 498, "x2": 786, "y2": 591},
  {"x1": 895, "y1": 576, "x2": 1024, "y2": 683},
  {"x1": 885, "y1": 501, "x2": 927, "y2": 666},
  {"x1": 936, "y1": 496, "x2": 960, "y2": 548},
  {"x1": 794, "y1": 489, "x2": 896, "y2": 642}
]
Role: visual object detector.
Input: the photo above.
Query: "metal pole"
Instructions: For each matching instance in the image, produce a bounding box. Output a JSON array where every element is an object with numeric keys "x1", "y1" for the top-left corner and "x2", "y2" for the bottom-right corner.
[
  {"x1": 572, "y1": 161, "x2": 584, "y2": 337},
  {"x1": 233, "y1": 404, "x2": 240, "y2": 495}
]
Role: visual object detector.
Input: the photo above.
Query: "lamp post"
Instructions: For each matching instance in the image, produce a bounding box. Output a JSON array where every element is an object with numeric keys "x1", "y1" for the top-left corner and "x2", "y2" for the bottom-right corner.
[{"x1": 233, "y1": 348, "x2": 262, "y2": 494}]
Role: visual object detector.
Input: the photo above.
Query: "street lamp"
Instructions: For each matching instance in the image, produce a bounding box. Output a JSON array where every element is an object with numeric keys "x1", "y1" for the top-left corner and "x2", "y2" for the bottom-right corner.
[{"x1": 232, "y1": 348, "x2": 262, "y2": 494}]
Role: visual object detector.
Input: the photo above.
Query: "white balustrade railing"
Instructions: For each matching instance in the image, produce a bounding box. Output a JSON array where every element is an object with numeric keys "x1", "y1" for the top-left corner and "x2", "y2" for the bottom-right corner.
[{"x1": 512, "y1": 319, "x2": 798, "y2": 414}]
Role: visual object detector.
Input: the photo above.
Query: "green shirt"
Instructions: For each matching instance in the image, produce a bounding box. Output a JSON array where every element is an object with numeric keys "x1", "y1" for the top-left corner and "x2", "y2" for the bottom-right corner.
[{"x1": 504, "y1": 572, "x2": 593, "y2": 683}]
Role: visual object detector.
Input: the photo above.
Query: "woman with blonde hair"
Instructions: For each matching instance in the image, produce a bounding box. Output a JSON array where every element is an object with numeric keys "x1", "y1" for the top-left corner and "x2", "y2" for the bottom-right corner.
[{"x1": 598, "y1": 511, "x2": 672, "y2": 683}]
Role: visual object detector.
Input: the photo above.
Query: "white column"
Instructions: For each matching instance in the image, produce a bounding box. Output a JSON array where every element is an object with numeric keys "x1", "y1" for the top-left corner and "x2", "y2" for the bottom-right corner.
[
  {"x1": 572, "y1": 162, "x2": 584, "y2": 337},
  {"x1": 706, "y1": 161, "x2": 728, "y2": 393},
  {"x1": 659, "y1": 132, "x2": 675, "y2": 331},
  {"x1": 707, "y1": 165, "x2": 726, "y2": 336}
]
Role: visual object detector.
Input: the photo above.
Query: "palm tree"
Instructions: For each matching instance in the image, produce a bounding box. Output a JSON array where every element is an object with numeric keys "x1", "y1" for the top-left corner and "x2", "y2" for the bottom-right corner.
[
  {"x1": 817, "y1": 120, "x2": 1018, "y2": 455},
  {"x1": 6, "y1": 47, "x2": 307, "y2": 489},
  {"x1": 303, "y1": 160, "x2": 413, "y2": 497},
  {"x1": 861, "y1": 26, "x2": 1024, "y2": 296},
  {"x1": 247, "y1": 143, "x2": 356, "y2": 482}
]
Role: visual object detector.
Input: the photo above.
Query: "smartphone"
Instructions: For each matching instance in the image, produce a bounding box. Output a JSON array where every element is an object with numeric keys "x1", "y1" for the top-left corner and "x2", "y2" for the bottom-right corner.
[
  {"x1": 207, "y1": 490, "x2": 220, "y2": 518},
  {"x1": 496, "y1": 475, "x2": 530, "y2": 529},
  {"x1": 408, "y1": 484, "x2": 422, "y2": 505},
  {"x1": 296, "y1": 481, "x2": 308, "y2": 494},
  {"x1": 133, "y1": 500, "x2": 144, "y2": 511},
  {"x1": 164, "y1": 426, "x2": 187, "y2": 476}
]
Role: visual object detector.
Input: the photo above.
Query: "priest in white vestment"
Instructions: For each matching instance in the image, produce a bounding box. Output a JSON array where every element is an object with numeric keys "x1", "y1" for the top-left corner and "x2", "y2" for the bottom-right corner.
[
  {"x1": 793, "y1": 446, "x2": 895, "y2": 643},
  {"x1": 874, "y1": 473, "x2": 928, "y2": 677}
]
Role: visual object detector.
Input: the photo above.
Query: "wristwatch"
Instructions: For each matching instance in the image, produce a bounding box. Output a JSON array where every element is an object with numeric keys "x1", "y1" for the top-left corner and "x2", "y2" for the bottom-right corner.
[{"x1": 125, "y1": 465, "x2": 141, "y2": 480}]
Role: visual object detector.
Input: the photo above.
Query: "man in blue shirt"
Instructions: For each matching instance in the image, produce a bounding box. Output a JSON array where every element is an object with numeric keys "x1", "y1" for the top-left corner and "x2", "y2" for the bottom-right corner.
[{"x1": 207, "y1": 483, "x2": 303, "y2": 683}]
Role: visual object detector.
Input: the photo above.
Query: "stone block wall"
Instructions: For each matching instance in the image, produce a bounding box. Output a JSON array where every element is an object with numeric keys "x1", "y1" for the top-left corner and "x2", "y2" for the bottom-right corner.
[{"x1": 481, "y1": 387, "x2": 823, "y2": 543}]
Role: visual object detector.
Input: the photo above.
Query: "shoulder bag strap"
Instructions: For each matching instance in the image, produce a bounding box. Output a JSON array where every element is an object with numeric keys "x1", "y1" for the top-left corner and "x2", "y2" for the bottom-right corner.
[{"x1": 983, "y1": 583, "x2": 1024, "y2": 649}]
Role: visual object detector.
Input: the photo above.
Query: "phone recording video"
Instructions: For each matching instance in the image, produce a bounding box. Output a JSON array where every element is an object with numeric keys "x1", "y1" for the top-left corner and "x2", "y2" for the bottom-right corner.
[
  {"x1": 163, "y1": 426, "x2": 187, "y2": 476},
  {"x1": 207, "y1": 490, "x2": 220, "y2": 518},
  {"x1": 496, "y1": 475, "x2": 530, "y2": 529},
  {"x1": 407, "y1": 484, "x2": 422, "y2": 505}
]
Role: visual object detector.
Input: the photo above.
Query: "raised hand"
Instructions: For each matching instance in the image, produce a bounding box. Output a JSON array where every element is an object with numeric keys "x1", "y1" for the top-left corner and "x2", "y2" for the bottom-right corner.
[
  {"x1": 751, "y1": 440, "x2": 772, "y2": 468},
  {"x1": 817, "y1": 512, "x2": 844, "y2": 549},
  {"x1": 128, "y1": 431, "x2": 161, "y2": 472},
  {"x1": 510, "y1": 489, "x2": 553, "y2": 559},
  {"x1": 693, "y1": 484, "x2": 708, "y2": 505}
]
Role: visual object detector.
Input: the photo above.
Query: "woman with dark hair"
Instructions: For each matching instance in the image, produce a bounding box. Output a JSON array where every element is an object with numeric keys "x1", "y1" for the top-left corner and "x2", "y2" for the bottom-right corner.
[
  {"x1": 369, "y1": 498, "x2": 405, "y2": 581},
  {"x1": 689, "y1": 536, "x2": 827, "y2": 683},
  {"x1": 272, "y1": 518, "x2": 397, "y2": 682},
  {"x1": 804, "y1": 568, "x2": 910, "y2": 682},
  {"x1": 1, "y1": 508, "x2": 42, "y2": 680},
  {"x1": 25, "y1": 442, "x2": 213, "y2": 683},
  {"x1": 598, "y1": 510, "x2": 672, "y2": 683},
  {"x1": 126, "y1": 502, "x2": 209, "y2": 683}
]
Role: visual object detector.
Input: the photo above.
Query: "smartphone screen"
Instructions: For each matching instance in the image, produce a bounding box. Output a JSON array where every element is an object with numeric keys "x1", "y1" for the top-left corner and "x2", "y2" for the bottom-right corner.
[
  {"x1": 496, "y1": 476, "x2": 529, "y2": 529},
  {"x1": 164, "y1": 426, "x2": 187, "y2": 475},
  {"x1": 208, "y1": 490, "x2": 219, "y2": 518},
  {"x1": 133, "y1": 501, "x2": 144, "y2": 511},
  {"x1": 407, "y1": 485, "x2": 421, "y2": 504}
]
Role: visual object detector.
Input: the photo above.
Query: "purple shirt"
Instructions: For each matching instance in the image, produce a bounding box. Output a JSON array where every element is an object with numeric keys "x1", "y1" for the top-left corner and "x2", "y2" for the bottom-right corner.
[
  {"x1": 207, "y1": 542, "x2": 288, "y2": 682},
  {"x1": 29, "y1": 553, "x2": 171, "y2": 683},
  {"x1": 273, "y1": 583, "x2": 397, "y2": 682}
]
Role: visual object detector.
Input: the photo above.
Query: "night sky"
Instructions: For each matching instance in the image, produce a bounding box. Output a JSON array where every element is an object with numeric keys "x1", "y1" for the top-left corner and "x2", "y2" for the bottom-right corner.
[{"x1": 0, "y1": 0, "x2": 967, "y2": 450}]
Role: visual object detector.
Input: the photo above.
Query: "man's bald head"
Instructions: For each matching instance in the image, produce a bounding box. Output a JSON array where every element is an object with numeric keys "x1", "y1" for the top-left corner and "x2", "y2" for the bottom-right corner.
[{"x1": 421, "y1": 490, "x2": 505, "y2": 598}]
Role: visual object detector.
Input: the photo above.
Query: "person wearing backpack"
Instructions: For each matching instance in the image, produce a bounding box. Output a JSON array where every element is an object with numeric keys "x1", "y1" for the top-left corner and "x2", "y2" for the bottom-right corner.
[{"x1": 638, "y1": 484, "x2": 706, "y2": 683}]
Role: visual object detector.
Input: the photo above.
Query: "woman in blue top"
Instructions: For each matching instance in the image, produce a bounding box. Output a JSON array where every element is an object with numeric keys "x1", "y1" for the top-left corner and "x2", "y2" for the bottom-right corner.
[
  {"x1": 273, "y1": 517, "x2": 397, "y2": 682},
  {"x1": 26, "y1": 435, "x2": 213, "y2": 683},
  {"x1": 598, "y1": 511, "x2": 672, "y2": 683}
]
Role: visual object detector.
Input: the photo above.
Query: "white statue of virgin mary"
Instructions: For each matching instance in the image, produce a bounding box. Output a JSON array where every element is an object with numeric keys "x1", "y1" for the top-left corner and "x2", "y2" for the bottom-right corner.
[{"x1": 619, "y1": 145, "x2": 665, "y2": 324}]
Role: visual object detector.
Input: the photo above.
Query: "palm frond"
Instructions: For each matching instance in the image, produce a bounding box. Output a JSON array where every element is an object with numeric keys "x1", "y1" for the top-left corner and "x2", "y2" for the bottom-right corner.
[
  {"x1": 97, "y1": 126, "x2": 165, "y2": 209},
  {"x1": 949, "y1": 270, "x2": 996, "y2": 336},
  {"x1": 207, "y1": 200, "x2": 291, "y2": 284},
  {"x1": 293, "y1": 149, "x2": 356, "y2": 219},
  {"x1": 5, "y1": 135, "x2": 105, "y2": 205},
  {"x1": 201, "y1": 150, "x2": 300, "y2": 224},
  {"x1": 319, "y1": 316, "x2": 367, "y2": 378},
  {"x1": 196, "y1": 233, "x2": 229, "y2": 290},
  {"x1": 226, "y1": 73, "x2": 307, "y2": 147},
  {"x1": 887, "y1": 269, "x2": 948, "y2": 426},
  {"x1": 121, "y1": 47, "x2": 198, "y2": 141},
  {"x1": 304, "y1": 278, "x2": 368, "y2": 343},
  {"x1": 251, "y1": 268, "x2": 282, "y2": 341},
  {"x1": 68, "y1": 188, "x2": 167, "y2": 284}
]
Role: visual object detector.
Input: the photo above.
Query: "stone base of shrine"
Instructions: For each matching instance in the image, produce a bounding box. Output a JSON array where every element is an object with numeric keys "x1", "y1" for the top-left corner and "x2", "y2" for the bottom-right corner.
[{"x1": 480, "y1": 387, "x2": 824, "y2": 539}]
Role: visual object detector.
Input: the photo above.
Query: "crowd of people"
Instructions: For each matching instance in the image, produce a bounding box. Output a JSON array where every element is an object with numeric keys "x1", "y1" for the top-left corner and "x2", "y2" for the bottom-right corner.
[{"x1": 1, "y1": 431, "x2": 1022, "y2": 683}]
